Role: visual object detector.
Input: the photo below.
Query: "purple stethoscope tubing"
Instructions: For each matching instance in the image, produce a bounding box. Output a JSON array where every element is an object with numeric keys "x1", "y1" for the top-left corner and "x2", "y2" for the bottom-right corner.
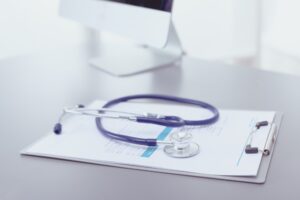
[{"x1": 95, "y1": 94, "x2": 219, "y2": 147}]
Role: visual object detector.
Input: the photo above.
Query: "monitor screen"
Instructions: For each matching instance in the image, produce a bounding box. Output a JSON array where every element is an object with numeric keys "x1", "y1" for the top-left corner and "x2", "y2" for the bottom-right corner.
[{"x1": 106, "y1": 0, "x2": 173, "y2": 12}]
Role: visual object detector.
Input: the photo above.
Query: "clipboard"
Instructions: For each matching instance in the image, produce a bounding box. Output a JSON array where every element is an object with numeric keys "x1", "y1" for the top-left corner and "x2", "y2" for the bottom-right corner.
[
  {"x1": 60, "y1": 113, "x2": 283, "y2": 184},
  {"x1": 21, "y1": 102, "x2": 283, "y2": 184}
]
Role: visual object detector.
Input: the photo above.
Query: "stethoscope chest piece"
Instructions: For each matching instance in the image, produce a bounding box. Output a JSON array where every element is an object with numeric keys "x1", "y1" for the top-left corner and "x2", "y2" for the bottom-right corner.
[{"x1": 164, "y1": 131, "x2": 200, "y2": 158}]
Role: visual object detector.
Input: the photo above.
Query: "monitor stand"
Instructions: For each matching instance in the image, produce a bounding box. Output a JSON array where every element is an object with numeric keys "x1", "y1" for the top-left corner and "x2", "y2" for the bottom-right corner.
[{"x1": 89, "y1": 22, "x2": 184, "y2": 77}]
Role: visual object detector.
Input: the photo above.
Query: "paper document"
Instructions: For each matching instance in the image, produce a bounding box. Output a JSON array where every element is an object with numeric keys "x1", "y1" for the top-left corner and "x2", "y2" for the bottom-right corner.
[{"x1": 22, "y1": 100, "x2": 276, "y2": 176}]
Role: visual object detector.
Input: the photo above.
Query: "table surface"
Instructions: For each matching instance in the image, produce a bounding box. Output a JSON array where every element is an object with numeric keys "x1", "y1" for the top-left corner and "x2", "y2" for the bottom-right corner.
[{"x1": 0, "y1": 44, "x2": 300, "y2": 200}]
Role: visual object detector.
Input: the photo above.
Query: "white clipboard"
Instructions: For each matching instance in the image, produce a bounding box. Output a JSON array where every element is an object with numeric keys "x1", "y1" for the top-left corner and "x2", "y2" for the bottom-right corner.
[{"x1": 21, "y1": 102, "x2": 283, "y2": 184}]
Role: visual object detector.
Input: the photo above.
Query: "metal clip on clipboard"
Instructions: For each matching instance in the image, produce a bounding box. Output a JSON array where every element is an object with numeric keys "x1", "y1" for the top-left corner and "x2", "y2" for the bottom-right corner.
[{"x1": 245, "y1": 121, "x2": 277, "y2": 156}]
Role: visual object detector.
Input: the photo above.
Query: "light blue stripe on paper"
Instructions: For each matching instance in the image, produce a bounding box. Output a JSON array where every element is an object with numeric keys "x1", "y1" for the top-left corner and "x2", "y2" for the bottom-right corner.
[
  {"x1": 141, "y1": 147, "x2": 158, "y2": 158},
  {"x1": 141, "y1": 127, "x2": 173, "y2": 158},
  {"x1": 156, "y1": 127, "x2": 173, "y2": 141}
]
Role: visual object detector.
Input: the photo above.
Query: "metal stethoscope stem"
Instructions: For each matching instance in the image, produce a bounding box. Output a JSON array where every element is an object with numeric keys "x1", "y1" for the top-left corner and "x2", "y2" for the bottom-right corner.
[{"x1": 59, "y1": 107, "x2": 179, "y2": 123}]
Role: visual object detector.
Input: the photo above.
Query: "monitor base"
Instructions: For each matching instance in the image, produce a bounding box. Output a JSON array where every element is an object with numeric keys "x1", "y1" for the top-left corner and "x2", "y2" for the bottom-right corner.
[{"x1": 89, "y1": 22, "x2": 184, "y2": 77}]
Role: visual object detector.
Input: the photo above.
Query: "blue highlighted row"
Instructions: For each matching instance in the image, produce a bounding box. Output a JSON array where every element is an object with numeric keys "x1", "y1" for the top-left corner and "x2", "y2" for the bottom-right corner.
[{"x1": 141, "y1": 127, "x2": 173, "y2": 158}]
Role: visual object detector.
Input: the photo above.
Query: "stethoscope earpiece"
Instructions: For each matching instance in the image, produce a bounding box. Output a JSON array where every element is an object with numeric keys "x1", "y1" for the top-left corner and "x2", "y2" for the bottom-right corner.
[
  {"x1": 53, "y1": 123, "x2": 62, "y2": 135},
  {"x1": 53, "y1": 104, "x2": 85, "y2": 135}
]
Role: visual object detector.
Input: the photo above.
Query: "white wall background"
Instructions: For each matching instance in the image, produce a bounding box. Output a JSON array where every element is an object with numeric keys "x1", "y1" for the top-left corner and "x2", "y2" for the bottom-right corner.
[
  {"x1": 262, "y1": 0, "x2": 300, "y2": 58},
  {"x1": 0, "y1": 0, "x2": 259, "y2": 60},
  {"x1": 173, "y1": 0, "x2": 259, "y2": 60},
  {"x1": 0, "y1": 0, "x2": 86, "y2": 59},
  {"x1": 1, "y1": 0, "x2": 300, "y2": 75},
  {"x1": 260, "y1": 0, "x2": 300, "y2": 74}
]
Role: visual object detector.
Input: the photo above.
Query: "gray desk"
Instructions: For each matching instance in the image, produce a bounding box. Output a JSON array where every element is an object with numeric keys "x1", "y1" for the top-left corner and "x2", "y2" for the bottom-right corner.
[{"x1": 0, "y1": 47, "x2": 300, "y2": 200}]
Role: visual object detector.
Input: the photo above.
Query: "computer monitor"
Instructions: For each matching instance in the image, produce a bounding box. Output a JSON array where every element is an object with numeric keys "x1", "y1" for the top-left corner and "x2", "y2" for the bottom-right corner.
[{"x1": 60, "y1": 0, "x2": 183, "y2": 76}]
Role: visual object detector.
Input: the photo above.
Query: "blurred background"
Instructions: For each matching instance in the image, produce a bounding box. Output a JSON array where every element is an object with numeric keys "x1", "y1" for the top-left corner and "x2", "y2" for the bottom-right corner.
[{"x1": 1, "y1": 0, "x2": 300, "y2": 76}]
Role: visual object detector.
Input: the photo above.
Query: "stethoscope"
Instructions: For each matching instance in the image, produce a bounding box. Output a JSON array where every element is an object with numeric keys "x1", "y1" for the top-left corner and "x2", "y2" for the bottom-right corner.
[{"x1": 53, "y1": 94, "x2": 219, "y2": 158}]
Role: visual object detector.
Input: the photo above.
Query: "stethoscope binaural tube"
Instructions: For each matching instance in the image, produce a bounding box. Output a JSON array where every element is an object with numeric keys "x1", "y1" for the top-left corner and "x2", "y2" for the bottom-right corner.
[{"x1": 95, "y1": 94, "x2": 219, "y2": 146}]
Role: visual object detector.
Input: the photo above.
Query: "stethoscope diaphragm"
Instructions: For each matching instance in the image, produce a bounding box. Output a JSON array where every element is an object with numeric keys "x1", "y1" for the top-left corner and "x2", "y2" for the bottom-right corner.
[{"x1": 163, "y1": 131, "x2": 200, "y2": 158}]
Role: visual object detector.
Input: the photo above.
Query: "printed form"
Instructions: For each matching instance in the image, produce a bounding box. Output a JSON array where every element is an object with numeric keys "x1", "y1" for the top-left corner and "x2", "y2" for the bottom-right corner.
[{"x1": 22, "y1": 100, "x2": 276, "y2": 176}]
